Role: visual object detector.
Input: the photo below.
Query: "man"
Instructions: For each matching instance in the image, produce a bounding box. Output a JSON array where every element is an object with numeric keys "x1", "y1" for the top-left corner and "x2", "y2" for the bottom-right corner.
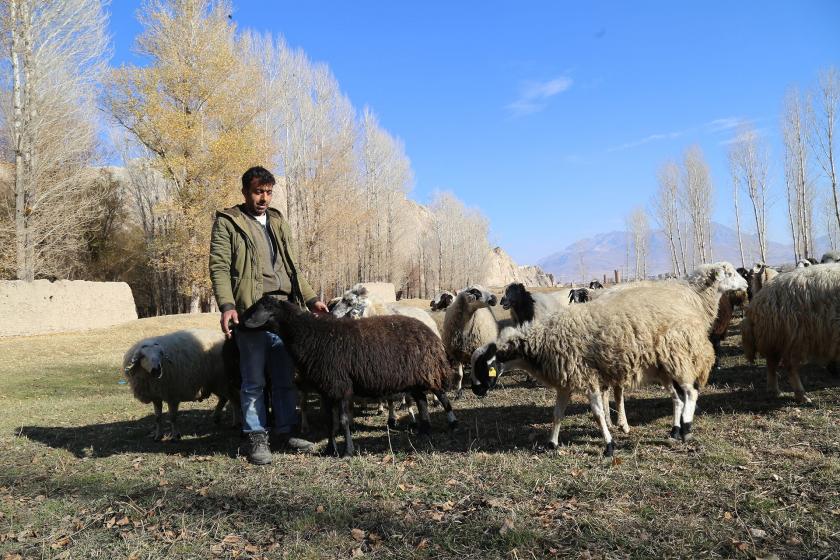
[{"x1": 209, "y1": 166, "x2": 329, "y2": 464}]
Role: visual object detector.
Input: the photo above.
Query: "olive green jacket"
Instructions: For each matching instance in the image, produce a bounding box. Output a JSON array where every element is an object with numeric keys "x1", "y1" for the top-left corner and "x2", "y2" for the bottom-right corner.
[{"x1": 209, "y1": 205, "x2": 317, "y2": 314}]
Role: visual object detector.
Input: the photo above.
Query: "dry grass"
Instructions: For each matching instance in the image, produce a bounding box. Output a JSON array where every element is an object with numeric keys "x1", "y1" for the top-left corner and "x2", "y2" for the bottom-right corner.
[{"x1": 0, "y1": 311, "x2": 838, "y2": 559}]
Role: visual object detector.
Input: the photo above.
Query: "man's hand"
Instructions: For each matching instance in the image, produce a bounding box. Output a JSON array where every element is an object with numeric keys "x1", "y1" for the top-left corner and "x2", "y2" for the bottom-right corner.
[
  {"x1": 308, "y1": 300, "x2": 329, "y2": 316},
  {"x1": 221, "y1": 309, "x2": 239, "y2": 339}
]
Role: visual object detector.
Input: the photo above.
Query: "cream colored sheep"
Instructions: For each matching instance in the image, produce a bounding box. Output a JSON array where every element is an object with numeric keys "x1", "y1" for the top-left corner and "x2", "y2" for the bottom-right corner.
[
  {"x1": 741, "y1": 263, "x2": 840, "y2": 403},
  {"x1": 471, "y1": 262, "x2": 748, "y2": 456},
  {"x1": 442, "y1": 285, "x2": 499, "y2": 397}
]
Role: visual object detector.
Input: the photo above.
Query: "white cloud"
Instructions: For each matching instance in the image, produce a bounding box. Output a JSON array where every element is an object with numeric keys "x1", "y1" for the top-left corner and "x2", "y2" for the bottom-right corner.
[
  {"x1": 507, "y1": 76, "x2": 573, "y2": 117},
  {"x1": 608, "y1": 115, "x2": 752, "y2": 152}
]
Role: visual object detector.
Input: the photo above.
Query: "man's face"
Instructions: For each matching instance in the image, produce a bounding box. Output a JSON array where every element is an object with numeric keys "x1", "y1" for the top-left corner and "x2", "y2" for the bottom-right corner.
[{"x1": 243, "y1": 180, "x2": 273, "y2": 216}]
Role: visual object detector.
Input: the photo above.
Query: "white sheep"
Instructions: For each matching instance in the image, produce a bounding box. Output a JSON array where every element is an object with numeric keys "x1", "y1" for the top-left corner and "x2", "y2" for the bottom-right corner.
[
  {"x1": 749, "y1": 263, "x2": 779, "y2": 297},
  {"x1": 471, "y1": 263, "x2": 748, "y2": 456},
  {"x1": 122, "y1": 329, "x2": 238, "y2": 440},
  {"x1": 331, "y1": 284, "x2": 440, "y2": 337},
  {"x1": 442, "y1": 285, "x2": 499, "y2": 397},
  {"x1": 741, "y1": 263, "x2": 840, "y2": 403}
]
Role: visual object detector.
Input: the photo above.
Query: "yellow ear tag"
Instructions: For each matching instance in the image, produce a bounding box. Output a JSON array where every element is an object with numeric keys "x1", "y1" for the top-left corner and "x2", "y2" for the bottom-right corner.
[{"x1": 488, "y1": 366, "x2": 497, "y2": 378}]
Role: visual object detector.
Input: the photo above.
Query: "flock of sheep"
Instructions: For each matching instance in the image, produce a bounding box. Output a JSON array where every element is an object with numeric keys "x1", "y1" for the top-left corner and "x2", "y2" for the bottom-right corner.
[{"x1": 121, "y1": 251, "x2": 840, "y2": 458}]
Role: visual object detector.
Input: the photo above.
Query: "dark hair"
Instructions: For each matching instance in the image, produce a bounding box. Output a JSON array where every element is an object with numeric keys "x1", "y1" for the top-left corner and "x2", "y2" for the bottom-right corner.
[{"x1": 241, "y1": 166, "x2": 276, "y2": 191}]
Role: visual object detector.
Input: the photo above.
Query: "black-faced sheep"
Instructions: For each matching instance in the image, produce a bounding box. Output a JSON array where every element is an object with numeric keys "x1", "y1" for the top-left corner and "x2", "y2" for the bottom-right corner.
[
  {"x1": 500, "y1": 283, "x2": 569, "y2": 324},
  {"x1": 471, "y1": 262, "x2": 748, "y2": 456},
  {"x1": 123, "y1": 329, "x2": 240, "y2": 441},
  {"x1": 430, "y1": 291, "x2": 455, "y2": 311},
  {"x1": 741, "y1": 263, "x2": 840, "y2": 403},
  {"x1": 442, "y1": 285, "x2": 499, "y2": 397},
  {"x1": 589, "y1": 280, "x2": 604, "y2": 290},
  {"x1": 821, "y1": 251, "x2": 840, "y2": 264},
  {"x1": 568, "y1": 288, "x2": 591, "y2": 304},
  {"x1": 241, "y1": 297, "x2": 457, "y2": 457}
]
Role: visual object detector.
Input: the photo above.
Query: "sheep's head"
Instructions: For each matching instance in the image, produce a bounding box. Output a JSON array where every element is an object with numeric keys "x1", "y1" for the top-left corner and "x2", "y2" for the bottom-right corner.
[
  {"x1": 241, "y1": 296, "x2": 303, "y2": 334},
  {"x1": 689, "y1": 262, "x2": 748, "y2": 294},
  {"x1": 430, "y1": 291, "x2": 454, "y2": 311},
  {"x1": 470, "y1": 343, "x2": 499, "y2": 397},
  {"x1": 796, "y1": 259, "x2": 812, "y2": 268},
  {"x1": 460, "y1": 285, "x2": 498, "y2": 308},
  {"x1": 330, "y1": 285, "x2": 370, "y2": 319},
  {"x1": 821, "y1": 251, "x2": 840, "y2": 264},
  {"x1": 125, "y1": 342, "x2": 166, "y2": 379},
  {"x1": 500, "y1": 283, "x2": 526, "y2": 310}
]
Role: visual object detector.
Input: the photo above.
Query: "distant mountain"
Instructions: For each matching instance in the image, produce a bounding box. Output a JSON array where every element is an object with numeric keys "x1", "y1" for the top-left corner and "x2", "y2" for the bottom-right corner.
[{"x1": 538, "y1": 222, "x2": 808, "y2": 283}]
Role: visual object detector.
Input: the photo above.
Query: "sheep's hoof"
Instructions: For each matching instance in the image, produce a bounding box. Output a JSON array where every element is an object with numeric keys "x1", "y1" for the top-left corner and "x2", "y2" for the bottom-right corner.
[
  {"x1": 668, "y1": 426, "x2": 681, "y2": 441},
  {"x1": 794, "y1": 394, "x2": 812, "y2": 404},
  {"x1": 324, "y1": 443, "x2": 338, "y2": 457},
  {"x1": 342, "y1": 449, "x2": 354, "y2": 459},
  {"x1": 542, "y1": 440, "x2": 559, "y2": 452},
  {"x1": 619, "y1": 423, "x2": 630, "y2": 434},
  {"x1": 454, "y1": 388, "x2": 464, "y2": 400},
  {"x1": 679, "y1": 422, "x2": 692, "y2": 442},
  {"x1": 387, "y1": 418, "x2": 398, "y2": 430},
  {"x1": 170, "y1": 432, "x2": 182, "y2": 442},
  {"x1": 603, "y1": 441, "x2": 615, "y2": 457}
]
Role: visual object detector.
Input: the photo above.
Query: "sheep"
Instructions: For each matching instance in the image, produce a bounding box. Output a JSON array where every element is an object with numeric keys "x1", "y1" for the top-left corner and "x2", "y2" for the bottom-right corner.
[
  {"x1": 741, "y1": 263, "x2": 840, "y2": 404},
  {"x1": 123, "y1": 329, "x2": 240, "y2": 441},
  {"x1": 499, "y1": 283, "x2": 569, "y2": 324},
  {"x1": 442, "y1": 285, "x2": 500, "y2": 397},
  {"x1": 821, "y1": 250, "x2": 840, "y2": 264},
  {"x1": 471, "y1": 262, "x2": 748, "y2": 456},
  {"x1": 430, "y1": 291, "x2": 455, "y2": 311},
  {"x1": 589, "y1": 280, "x2": 604, "y2": 290},
  {"x1": 329, "y1": 284, "x2": 441, "y2": 428},
  {"x1": 568, "y1": 288, "x2": 591, "y2": 304},
  {"x1": 332, "y1": 284, "x2": 440, "y2": 337},
  {"x1": 709, "y1": 289, "x2": 749, "y2": 370},
  {"x1": 241, "y1": 297, "x2": 457, "y2": 457},
  {"x1": 749, "y1": 263, "x2": 779, "y2": 297},
  {"x1": 504, "y1": 281, "x2": 638, "y2": 434}
]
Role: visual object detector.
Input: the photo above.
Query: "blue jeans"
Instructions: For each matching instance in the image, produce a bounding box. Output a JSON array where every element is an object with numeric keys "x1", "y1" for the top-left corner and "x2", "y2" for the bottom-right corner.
[{"x1": 236, "y1": 329, "x2": 299, "y2": 434}]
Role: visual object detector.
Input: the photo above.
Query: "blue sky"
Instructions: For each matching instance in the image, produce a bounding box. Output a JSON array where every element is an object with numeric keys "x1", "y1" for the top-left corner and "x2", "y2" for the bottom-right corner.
[{"x1": 109, "y1": 1, "x2": 840, "y2": 265}]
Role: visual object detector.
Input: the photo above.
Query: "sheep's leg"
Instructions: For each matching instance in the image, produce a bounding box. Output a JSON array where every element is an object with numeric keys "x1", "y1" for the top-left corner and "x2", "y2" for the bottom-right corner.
[
  {"x1": 340, "y1": 398, "x2": 354, "y2": 458},
  {"x1": 786, "y1": 361, "x2": 811, "y2": 404},
  {"x1": 766, "y1": 357, "x2": 781, "y2": 398},
  {"x1": 431, "y1": 389, "x2": 458, "y2": 430},
  {"x1": 299, "y1": 391, "x2": 310, "y2": 434},
  {"x1": 547, "y1": 387, "x2": 572, "y2": 449},
  {"x1": 212, "y1": 395, "x2": 228, "y2": 424},
  {"x1": 710, "y1": 334, "x2": 722, "y2": 370},
  {"x1": 588, "y1": 390, "x2": 615, "y2": 457},
  {"x1": 167, "y1": 401, "x2": 181, "y2": 441},
  {"x1": 386, "y1": 398, "x2": 398, "y2": 430},
  {"x1": 412, "y1": 391, "x2": 432, "y2": 435},
  {"x1": 323, "y1": 397, "x2": 338, "y2": 457},
  {"x1": 455, "y1": 364, "x2": 464, "y2": 399},
  {"x1": 614, "y1": 385, "x2": 630, "y2": 434},
  {"x1": 678, "y1": 383, "x2": 699, "y2": 442},
  {"x1": 152, "y1": 400, "x2": 164, "y2": 441},
  {"x1": 668, "y1": 382, "x2": 686, "y2": 441},
  {"x1": 601, "y1": 387, "x2": 613, "y2": 428}
]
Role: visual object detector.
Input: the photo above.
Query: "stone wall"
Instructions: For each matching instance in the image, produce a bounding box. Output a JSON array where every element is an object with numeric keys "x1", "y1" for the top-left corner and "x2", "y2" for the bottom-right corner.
[{"x1": 0, "y1": 280, "x2": 138, "y2": 337}]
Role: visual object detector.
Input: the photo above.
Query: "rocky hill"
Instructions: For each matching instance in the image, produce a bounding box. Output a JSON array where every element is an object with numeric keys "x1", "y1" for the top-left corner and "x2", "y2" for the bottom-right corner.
[{"x1": 483, "y1": 246, "x2": 555, "y2": 287}]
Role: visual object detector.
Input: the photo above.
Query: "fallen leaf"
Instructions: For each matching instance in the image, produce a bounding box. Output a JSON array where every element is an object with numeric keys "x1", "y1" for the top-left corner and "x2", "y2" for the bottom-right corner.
[
  {"x1": 316, "y1": 505, "x2": 325, "y2": 513},
  {"x1": 351, "y1": 528, "x2": 366, "y2": 541},
  {"x1": 770, "y1": 473, "x2": 781, "y2": 481},
  {"x1": 244, "y1": 544, "x2": 259, "y2": 554},
  {"x1": 499, "y1": 518, "x2": 515, "y2": 535},
  {"x1": 210, "y1": 543, "x2": 224, "y2": 555},
  {"x1": 416, "y1": 538, "x2": 429, "y2": 550},
  {"x1": 222, "y1": 534, "x2": 243, "y2": 545},
  {"x1": 368, "y1": 532, "x2": 382, "y2": 544},
  {"x1": 115, "y1": 516, "x2": 130, "y2": 527},
  {"x1": 723, "y1": 511, "x2": 733, "y2": 521},
  {"x1": 50, "y1": 536, "x2": 71, "y2": 549},
  {"x1": 351, "y1": 547, "x2": 364, "y2": 557},
  {"x1": 430, "y1": 511, "x2": 444, "y2": 522},
  {"x1": 750, "y1": 528, "x2": 767, "y2": 539},
  {"x1": 785, "y1": 536, "x2": 802, "y2": 546},
  {"x1": 105, "y1": 517, "x2": 116, "y2": 529},
  {"x1": 611, "y1": 456, "x2": 623, "y2": 466}
]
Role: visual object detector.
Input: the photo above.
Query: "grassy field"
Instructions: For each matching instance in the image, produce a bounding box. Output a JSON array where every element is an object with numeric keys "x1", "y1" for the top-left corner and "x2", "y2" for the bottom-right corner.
[{"x1": 0, "y1": 307, "x2": 838, "y2": 559}]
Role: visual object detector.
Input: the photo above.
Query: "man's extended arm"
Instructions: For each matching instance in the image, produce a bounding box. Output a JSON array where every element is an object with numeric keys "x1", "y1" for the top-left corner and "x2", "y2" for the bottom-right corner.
[{"x1": 209, "y1": 217, "x2": 238, "y2": 337}]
